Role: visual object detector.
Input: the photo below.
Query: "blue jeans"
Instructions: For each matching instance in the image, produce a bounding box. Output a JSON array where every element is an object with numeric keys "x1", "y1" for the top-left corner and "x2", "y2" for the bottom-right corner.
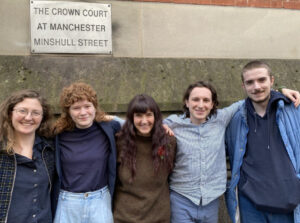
[
  {"x1": 238, "y1": 192, "x2": 294, "y2": 223},
  {"x1": 54, "y1": 186, "x2": 113, "y2": 223},
  {"x1": 170, "y1": 190, "x2": 219, "y2": 223}
]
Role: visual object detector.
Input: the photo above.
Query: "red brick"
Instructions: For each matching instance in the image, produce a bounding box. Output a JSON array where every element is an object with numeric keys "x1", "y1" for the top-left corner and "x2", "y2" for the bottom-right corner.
[
  {"x1": 283, "y1": 1, "x2": 300, "y2": 9},
  {"x1": 173, "y1": 0, "x2": 211, "y2": 4},
  {"x1": 235, "y1": 0, "x2": 248, "y2": 7},
  {"x1": 172, "y1": 0, "x2": 187, "y2": 3},
  {"x1": 133, "y1": 0, "x2": 172, "y2": 2},
  {"x1": 211, "y1": 0, "x2": 235, "y2": 6},
  {"x1": 131, "y1": 0, "x2": 300, "y2": 10},
  {"x1": 270, "y1": 0, "x2": 283, "y2": 8},
  {"x1": 248, "y1": 0, "x2": 271, "y2": 8},
  {"x1": 141, "y1": 0, "x2": 211, "y2": 3},
  {"x1": 195, "y1": 0, "x2": 212, "y2": 4}
]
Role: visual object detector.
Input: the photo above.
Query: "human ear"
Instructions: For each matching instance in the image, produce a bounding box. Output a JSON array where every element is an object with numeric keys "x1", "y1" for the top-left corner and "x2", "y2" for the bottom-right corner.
[
  {"x1": 270, "y1": 76, "x2": 275, "y2": 86},
  {"x1": 185, "y1": 100, "x2": 189, "y2": 108}
]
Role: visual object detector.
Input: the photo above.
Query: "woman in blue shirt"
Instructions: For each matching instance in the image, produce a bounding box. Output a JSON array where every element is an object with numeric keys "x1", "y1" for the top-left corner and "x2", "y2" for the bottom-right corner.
[{"x1": 0, "y1": 89, "x2": 55, "y2": 223}]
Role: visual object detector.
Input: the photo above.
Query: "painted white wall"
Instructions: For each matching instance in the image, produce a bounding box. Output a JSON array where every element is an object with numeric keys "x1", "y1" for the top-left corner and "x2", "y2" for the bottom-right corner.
[{"x1": 1, "y1": 0, "x2": 300, "y2": 59}]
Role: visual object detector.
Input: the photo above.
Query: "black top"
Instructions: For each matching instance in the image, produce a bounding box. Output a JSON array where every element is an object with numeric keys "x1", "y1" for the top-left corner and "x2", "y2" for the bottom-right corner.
[
  {"x1": 7, "y1": 136, "x2": 52, "y2": 223},
  {"x1": 59, "y1": 122, "x2": 110, "y2": 192},
  {"x1": 239, "y1": 91, "x2": 300, "y2": 213}
]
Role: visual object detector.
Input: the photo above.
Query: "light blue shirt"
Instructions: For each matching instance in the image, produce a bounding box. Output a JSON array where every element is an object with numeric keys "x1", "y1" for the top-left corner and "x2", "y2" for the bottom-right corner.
[{"x1": 164, "y1": 100, "x2": 243, "y2": 206}]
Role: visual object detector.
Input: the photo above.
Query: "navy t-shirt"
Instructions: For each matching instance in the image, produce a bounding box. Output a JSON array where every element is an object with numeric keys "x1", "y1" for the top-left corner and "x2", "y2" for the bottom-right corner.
[{"x1": 59, "y1": 122, "x2": 109, "y2": 192}]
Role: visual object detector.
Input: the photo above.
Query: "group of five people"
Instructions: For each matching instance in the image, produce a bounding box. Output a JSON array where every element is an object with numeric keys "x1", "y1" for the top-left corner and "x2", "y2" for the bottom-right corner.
[{"x1": 0, "y1": 60, "x2": 299, "y2": 223}]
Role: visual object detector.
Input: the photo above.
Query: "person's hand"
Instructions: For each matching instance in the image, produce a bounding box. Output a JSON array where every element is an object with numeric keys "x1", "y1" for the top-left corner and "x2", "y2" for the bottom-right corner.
[
  {"x1": 163, "y1": 124, "x2": 174, "y2": 136},
  {"x1": 105, "y1": 115, "x2": 114, "y2": 121},
  {"x1": 281, "y1": 88, "x2": 300, "y2": 108}
]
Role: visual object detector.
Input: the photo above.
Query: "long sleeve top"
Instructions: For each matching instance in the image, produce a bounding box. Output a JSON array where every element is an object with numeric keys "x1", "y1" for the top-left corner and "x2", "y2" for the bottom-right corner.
[
  {"x1": 164, "y1": 100, "x2": 243, "y2": 206},
  {"x1": 113, "y1": 135, "x2": 176, "y2": 223}
]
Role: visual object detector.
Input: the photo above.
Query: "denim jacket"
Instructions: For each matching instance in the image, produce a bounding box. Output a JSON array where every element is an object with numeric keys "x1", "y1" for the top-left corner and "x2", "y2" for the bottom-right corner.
[
  {"x1": 0, "y1": 137, "x2": 55, "y2": 223},
  {"x1": 225, "y1": 100, "x2": 300, "y2": 223}
]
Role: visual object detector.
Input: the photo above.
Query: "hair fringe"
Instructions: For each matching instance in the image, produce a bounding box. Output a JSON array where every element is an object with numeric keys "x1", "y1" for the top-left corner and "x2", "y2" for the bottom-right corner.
[
  {"x1": 116, "y1": 94, "x2": 174, "y2": 182},
  {"x1": 53, "y1": 82, "x2": 108, "y2": 135}
]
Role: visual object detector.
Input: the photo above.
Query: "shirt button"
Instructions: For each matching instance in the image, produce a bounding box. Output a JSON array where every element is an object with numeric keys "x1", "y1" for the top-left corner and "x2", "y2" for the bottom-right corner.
[
  {"x1": 33, "y1": 214, "x2": 36, "y2": 218},
  {"x1": 33, "y1": 199, "x2": 37, "y2": 202},
  {"x1": 33, "y1": 169, "x2": 37, "y2": 173},
  {"x1": 34, "y1": 184, "x2": 38, "y2": 187}
]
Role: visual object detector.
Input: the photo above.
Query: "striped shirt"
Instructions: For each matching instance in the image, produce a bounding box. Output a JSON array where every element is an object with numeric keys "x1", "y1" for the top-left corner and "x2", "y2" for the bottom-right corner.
[{"x1": 164, "y1": 100, "x2": 243, "y2": 206}]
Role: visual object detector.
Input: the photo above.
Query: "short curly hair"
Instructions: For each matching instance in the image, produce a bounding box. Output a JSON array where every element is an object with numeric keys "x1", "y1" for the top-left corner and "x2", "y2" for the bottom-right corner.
[{"x1": 53, "y1": 82, "x2": 107, "y2": 134}]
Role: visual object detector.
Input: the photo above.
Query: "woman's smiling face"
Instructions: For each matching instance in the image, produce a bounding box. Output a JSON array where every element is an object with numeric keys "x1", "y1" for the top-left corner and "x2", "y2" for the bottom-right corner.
[{"x1": 12, "y1": 98, "x2": 43, "y2": 137}]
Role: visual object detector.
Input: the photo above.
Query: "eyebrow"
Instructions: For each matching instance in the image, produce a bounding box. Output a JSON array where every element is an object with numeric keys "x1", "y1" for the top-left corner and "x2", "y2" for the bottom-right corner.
[{"x1": 14, "y1": 107, "x2": 41, "y2": 111}]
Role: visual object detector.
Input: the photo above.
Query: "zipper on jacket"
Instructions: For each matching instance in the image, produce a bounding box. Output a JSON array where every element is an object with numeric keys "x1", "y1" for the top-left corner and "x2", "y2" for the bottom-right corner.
[
  {"x1": 5, "y1": 155, "x2": 17, "y2": 223},
  {"x1": 42, "y1": 146, "x2": 52, "y2": 193}
]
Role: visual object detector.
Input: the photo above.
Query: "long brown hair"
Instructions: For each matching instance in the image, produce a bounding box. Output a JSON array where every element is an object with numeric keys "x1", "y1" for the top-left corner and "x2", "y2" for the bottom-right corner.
[
  {"x1": 0, "y1": 90, "x2": 52, "y2": 154},
  {"x1": 53, "y1": 82, "x2": 108, "y2": 134},
  {"x1": 117, "y1": 94, "x2": 174, "y2": 182}
]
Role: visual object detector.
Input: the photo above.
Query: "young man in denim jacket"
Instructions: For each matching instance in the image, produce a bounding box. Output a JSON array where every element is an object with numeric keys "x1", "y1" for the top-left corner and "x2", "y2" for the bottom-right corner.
[{"x1": 226, "y1": 60, "x2": 300, "y2": 223}]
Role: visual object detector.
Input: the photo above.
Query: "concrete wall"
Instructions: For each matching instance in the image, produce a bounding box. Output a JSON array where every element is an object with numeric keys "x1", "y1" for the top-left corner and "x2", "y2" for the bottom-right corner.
[
  {"x1": 1, "y1": 56, "x2": 299, "y2": 113},
  {"x1": 1, "y1": 1, "x2": 300, "y2": 222},
  {"x1": 1, "y1": 0, "x2": 300, "y2": 59}
]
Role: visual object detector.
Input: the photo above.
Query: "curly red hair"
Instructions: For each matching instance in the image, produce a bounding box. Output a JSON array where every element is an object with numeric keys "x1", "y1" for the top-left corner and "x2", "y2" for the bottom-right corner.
[{"x1": 53, "y1": 82, "x2": 107, "y2": 134}]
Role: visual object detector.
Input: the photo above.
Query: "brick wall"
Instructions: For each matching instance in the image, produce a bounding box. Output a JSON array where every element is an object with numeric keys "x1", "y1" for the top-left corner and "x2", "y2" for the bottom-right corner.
[{"x1": 132, "y1": 0, "x2": 300, "y2": 10}]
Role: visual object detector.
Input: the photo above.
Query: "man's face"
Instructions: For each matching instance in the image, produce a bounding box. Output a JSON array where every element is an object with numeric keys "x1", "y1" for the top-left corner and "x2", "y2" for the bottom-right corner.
[
  {"x1": 185, "y1": 87, "x2": 214, "y2": 125},
  {"x1": 242, "y1": 67, "x2": 274, "y2": 104}
]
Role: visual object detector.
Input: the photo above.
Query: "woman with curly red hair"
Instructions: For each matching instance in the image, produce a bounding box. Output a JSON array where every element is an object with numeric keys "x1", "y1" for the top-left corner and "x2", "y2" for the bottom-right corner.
[
  {"x1": 53, "y1": 82, "x2": 120, "y2": 223},
  {"x1": 113, "y1": 94, "x2": 177, "y2": 223}
]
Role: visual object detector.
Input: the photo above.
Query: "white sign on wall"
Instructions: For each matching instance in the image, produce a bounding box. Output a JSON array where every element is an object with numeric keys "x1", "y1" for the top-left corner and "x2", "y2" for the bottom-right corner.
[{"x1": 30, "y1": 1, "x2": 112, "y2": 54}]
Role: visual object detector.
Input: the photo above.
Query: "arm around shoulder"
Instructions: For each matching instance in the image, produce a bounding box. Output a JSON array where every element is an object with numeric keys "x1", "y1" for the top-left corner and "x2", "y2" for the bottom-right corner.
[
  {"x1": 113, "y1": 116, "x2": 125, "y2": 127},
  {"x1": 219, "y1": 100, "x2": 245, "y2": 126}
]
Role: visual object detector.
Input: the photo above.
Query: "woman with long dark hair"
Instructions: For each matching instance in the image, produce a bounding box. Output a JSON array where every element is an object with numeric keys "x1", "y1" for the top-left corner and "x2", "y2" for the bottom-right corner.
[{"x1": 113, "y1": 94, "x2": 177, "y2": 223}]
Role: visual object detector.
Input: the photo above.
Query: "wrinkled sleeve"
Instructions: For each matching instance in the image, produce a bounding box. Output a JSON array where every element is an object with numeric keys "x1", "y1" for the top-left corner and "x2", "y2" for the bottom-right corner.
[
  {"x1": 163, "y1": 114, "x2": 177, "y2": 129},
  {"x1": 113, "y1": 116, "x2": 125, "y2": 127},
  {"x1": 219, "y1": 100, "x2": 244, "y2": 127}
]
